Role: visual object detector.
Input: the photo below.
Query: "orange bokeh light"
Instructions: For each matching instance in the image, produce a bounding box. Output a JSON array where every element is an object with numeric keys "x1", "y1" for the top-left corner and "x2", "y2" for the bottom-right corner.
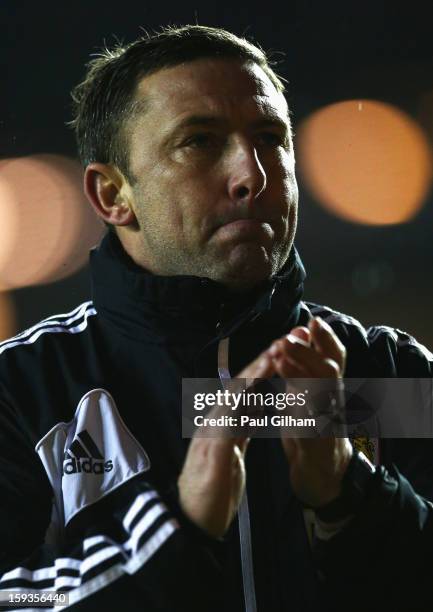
[
  {"x1": 0, "y1": 155, "x2": 104, "y2": 289},
  {"x1": 297, "y1": 100, "x2": 433, "y2": 225}
]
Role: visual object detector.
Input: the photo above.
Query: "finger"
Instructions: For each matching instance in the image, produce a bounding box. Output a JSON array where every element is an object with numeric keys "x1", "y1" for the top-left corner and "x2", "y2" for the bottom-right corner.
[
  {"x1": 308, "y1": 317, "x2": 346, "y2": 372},
  {"x1": 288, "y1": 326, "x2": 311, "y2": 344},
  {"x1": 198, "y1": 436, "x2": 245, "y2": 467},
  {"x1": 274, "y1": 336, "x2": 340, "y2": 377},
  {"x1": 236, "y1": 349, "x2": 276, "y2": 380},
  {"x1": 272, "y1": 353, "x2": 308, "y2": 379}
]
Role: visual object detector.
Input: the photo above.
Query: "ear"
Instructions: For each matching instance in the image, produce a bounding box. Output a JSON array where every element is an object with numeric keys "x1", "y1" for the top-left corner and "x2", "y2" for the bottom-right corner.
[{"x1": 84, "y1": 163, "x2": 136, "y2": 226}]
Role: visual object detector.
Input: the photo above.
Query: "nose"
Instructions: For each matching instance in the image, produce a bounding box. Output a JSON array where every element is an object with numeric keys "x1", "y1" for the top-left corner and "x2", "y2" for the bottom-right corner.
[{"x1": 227, "y1": 143, "x2": 267, "y2": 204}]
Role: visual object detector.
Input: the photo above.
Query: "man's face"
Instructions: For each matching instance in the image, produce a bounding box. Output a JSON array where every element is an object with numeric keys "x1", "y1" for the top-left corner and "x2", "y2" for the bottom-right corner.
[{"x1": 124, "y1": 58, "x2": 298, "y2": 290}]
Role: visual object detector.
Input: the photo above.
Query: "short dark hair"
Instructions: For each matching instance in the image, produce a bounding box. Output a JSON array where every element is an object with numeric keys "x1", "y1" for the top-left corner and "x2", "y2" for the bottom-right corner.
[{"x1": 70, "y1": 25, "x2": 286, "y2": 181}]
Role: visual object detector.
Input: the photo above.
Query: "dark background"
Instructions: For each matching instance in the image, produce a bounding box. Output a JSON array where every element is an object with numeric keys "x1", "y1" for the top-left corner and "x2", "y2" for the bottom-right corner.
[{"x1": 2, "y1": 0, "x2": 433, "y2": 345}]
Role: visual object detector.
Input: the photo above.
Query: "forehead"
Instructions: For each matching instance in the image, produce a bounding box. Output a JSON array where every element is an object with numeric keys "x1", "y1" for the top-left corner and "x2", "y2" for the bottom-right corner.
[{"x1": 131, "y1": 59, "x2": 289, "y2": 127}]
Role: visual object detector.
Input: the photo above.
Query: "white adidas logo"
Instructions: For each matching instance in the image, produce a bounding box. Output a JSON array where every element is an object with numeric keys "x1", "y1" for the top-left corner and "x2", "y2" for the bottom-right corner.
[{"x1": 63, "y1": 429, "x2": 114, "y2": 475}]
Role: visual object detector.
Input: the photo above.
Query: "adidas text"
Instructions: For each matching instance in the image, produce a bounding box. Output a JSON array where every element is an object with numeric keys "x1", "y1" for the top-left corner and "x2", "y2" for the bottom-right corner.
[{"x1": 63, "y1": 458, "x2": 114, "y2": 475}]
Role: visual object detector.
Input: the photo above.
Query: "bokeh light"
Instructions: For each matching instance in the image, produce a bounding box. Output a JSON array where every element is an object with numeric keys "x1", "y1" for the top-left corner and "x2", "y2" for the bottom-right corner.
[
  {"x1": 0, "y1": 292, "x2": 17, "y2": 341},
  {"x1": 0, "y1": 155, "x2": 104, "y2": 289},
  {"x1": 297, "y1": 100, "x2": 433, "y2": 225}
]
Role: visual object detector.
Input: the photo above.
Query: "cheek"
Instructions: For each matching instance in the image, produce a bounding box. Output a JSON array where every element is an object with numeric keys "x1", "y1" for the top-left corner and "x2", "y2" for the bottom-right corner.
[
  {"x1": 268, "y1": 155, "x2": 298, "y2": 202},
  {"x1": 266, "y1": 147, "x2": 294, "y2": 176},
  {"x1": 156, "y1": 182, "x2": 211, "y2": 242},
  {"x1": 279, "y1": 152, "x2": 298, "y2": 201},
  {"x1": 286, "y1": 170, "x2": 299, "y2": 203},
  {"x1": 133, "y1": 156, "x2": 222, "y2": 240}
]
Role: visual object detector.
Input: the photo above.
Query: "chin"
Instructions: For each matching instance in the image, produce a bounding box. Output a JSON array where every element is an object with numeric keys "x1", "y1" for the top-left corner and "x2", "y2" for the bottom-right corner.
[
  {"x1": 218, "y1": 253, "x2": 275, "y2": 292},
  {"x1": 208, "y1": 241, "x2": 291, "y2": 291}
]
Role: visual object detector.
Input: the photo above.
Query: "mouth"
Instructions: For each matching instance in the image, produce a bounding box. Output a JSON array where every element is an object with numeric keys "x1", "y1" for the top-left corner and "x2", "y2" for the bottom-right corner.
[
  {"x1": 223, "y1": 218, "x2": 265, "y2": 229},
  {"x1": 215, "y1": 218, "x2": 274, "y2": 241}
]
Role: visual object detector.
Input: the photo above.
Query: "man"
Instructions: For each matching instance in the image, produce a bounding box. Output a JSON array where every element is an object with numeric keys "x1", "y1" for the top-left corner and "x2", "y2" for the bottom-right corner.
[{"x1": 0, "y1": 25, "x2": 431, "y2": 612}]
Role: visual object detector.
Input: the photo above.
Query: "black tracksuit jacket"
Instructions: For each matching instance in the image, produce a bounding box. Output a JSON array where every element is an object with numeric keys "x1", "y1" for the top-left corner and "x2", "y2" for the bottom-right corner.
[{"x1": 0, "y1": 231, "x2": 432, "y2": 611}]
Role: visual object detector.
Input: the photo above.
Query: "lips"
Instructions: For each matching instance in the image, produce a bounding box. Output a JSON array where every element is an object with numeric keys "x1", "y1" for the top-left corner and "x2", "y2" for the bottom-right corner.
[
  {"x1": 213, "y1": 212, "x2": 270, "y2": 230},
  {"x1": 223, "y1": 219, "x2": 264, "y2": 229},
  {"x1": 215, "y1": 218, "x2": 273, "y2": 240}
]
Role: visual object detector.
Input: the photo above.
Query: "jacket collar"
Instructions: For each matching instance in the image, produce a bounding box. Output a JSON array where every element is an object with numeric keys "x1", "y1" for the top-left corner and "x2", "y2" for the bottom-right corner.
[{"x1": 90, "y1": 231, "x2": 306, "y2": 343}]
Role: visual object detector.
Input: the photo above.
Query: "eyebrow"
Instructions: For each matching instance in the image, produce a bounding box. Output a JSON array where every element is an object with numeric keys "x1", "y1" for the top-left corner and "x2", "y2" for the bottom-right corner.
[
  {"x1": 250, "y1": 117, "x2": 290, "y2": 132},
  {"x1": 171, "y1": 114, "x2": 290, "y2": 134},
  {"x1": 171, "y1": 115, "x2": 227, "y2": 131}
]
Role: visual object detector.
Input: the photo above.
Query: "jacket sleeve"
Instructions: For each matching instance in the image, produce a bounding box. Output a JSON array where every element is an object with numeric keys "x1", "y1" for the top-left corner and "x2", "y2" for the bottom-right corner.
[
  {"x1": 0, "y1": 394, "x2": 225, "y2": 612},
  {"x1": 313, "y1": 327, "x2": 433, "y2": 612},
  {"x1": 313, "y1": 464, "x2": 433, "y2": 611}
]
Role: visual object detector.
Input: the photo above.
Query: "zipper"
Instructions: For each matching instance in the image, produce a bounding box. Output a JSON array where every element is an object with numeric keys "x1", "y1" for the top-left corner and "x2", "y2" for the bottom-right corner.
[{"x1": 217, "y1": 336, "x2": 257, "y2": 612}]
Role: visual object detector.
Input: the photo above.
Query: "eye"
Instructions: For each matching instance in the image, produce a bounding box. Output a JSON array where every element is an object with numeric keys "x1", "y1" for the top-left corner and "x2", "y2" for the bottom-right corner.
[
  {"x1": 182, "y1": 133, "x2": 219, "y2": 148},
  {"x1": 256, "y1": 132, "x2": 286, "y2": 147}
]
